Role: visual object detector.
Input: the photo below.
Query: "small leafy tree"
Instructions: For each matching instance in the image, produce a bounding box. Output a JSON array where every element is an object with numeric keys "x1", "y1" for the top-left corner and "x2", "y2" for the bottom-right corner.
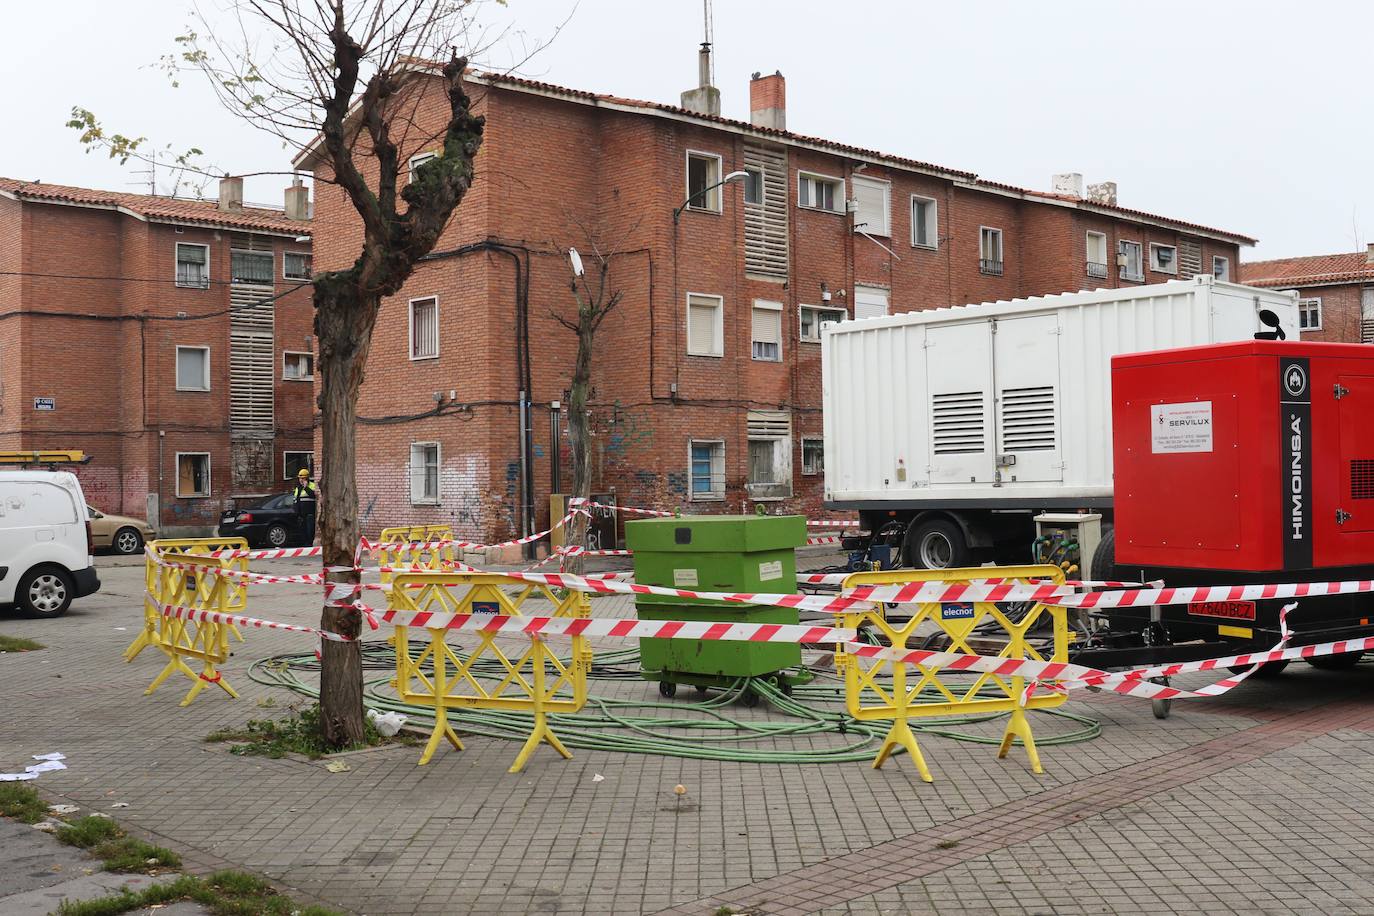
[{"x1": 75, "y1": 1, "x2": 490, "y2": 746}]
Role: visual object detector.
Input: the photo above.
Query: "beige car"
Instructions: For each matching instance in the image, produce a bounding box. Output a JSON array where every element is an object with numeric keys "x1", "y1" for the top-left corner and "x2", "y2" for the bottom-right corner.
[{"x1": 86, "y1": 506, "x2": 155, "y2": 555}]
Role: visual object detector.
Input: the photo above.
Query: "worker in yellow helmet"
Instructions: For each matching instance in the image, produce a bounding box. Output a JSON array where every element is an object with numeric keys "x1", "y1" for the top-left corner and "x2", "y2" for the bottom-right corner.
[{"x1": 292, "y1": 467, "x2": 319, "y2": 544}]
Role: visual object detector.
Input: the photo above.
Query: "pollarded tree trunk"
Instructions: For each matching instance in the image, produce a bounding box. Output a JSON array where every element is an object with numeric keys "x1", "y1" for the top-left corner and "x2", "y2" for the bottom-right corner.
[
  {"x1": 315, "y1": 273, "x2": 382, "y2": 746},
  {"x1": 564, "y1": 323, "x2": 595, "y2": 576}
]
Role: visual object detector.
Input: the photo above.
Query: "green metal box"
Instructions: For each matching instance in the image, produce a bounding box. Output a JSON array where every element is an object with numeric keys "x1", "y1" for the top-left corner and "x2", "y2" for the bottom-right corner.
[{"x1": 627, "y1": 515, "x2": 805, "y2": 686}]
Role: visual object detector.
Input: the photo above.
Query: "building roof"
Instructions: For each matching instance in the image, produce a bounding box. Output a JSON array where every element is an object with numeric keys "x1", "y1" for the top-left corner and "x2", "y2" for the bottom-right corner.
[
  {"x1": 0, "y1": 177, "x2": 311, "y2": 237},
  {"x1": 289, "y1": 65, "x2": 1255, "y2": 245},
  {"x1": 1240, "y1": 251, "x2": 1374, "y2": 288}
]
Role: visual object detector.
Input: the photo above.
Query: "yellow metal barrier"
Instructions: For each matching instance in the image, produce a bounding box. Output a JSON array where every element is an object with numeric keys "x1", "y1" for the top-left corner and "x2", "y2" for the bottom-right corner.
[
  {"x1": 387, "y1": 572, "x2": 592, "y2": 773},
  {"x1": 836, "y1": 565, "x2": 1068, "y2": 782},
  {"x1": 129, "y1": 538, "x2": 248, "y2": 662},
  {"x1": 377, "y1": 526, "x2": 457, "y2": 690},
  {"x1": 138, "y1": 539, "x2": 246, "y2": 706}
]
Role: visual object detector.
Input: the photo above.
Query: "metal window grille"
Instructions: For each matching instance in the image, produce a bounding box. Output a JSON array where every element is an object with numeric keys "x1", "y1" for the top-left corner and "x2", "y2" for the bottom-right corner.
[
  {"x1": 230, "y1": 250, "x2": 274, "y2": 284},
  {"x1": 411, "y1": 298, "x2": 439, "y2": 358},
  {"x1": 689, "y1": 441, "x2": 725, "y2": 498},
  {"x1": 175, "y1": 244, "x2": 209, "y2": 288}
]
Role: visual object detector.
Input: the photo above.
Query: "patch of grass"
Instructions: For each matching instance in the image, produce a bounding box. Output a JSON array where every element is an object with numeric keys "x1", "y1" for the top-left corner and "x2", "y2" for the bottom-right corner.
[
  {"x1": 0, "y1": 634, "x2": 44, "y2": 652},
  {"x1": 205, "y1": 703, "x2": 387, "y2": 759},
  {"x1": 56, "y1": 815, "x2": 181, "y2": 873},
  {"x1": 56, "y1": 869, "x2": 342, "y2": 916},
  {"x1": 0, "y1": 783, "x2": 48, "y2": 823},
  {"x1": 936, "y1": 839, "x2": 960, "y2": 849}
]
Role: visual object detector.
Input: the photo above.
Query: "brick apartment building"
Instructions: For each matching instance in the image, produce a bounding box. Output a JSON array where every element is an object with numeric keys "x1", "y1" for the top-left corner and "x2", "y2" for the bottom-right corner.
[
  {"x1": 301, "y1": 59, "x2": 1255, "y2": 545},
  {"x1": 0, "y1": 176, "x2": 315, "y2": 534},
  {"x1": 1241, "y1": 245, "x2": 1374, "y2": 343}
]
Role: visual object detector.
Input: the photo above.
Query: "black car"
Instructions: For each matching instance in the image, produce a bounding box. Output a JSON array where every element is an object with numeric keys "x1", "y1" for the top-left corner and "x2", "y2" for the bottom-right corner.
[{"x1": 217, "y1": 493, "x2": 312, "y2": 548}]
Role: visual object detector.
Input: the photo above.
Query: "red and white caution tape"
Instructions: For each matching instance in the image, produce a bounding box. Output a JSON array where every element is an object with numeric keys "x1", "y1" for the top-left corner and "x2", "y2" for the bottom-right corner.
[
  {"x1": 806, "y1": 519, "x2": 860, "y2": 528},
  {"x1": 805, "y1": 535, "x2": 843, "y2": 546},
  {"x1": 375, "y1": 607, "x2": 854, "y2": 643},
  {"x1": 157, "y1": 602, "x2": 353, "y2": 642}
]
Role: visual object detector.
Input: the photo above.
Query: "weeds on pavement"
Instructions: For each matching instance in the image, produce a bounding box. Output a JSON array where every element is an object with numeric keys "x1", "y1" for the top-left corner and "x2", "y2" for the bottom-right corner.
[
  {"x1": 0, "y1": 783, "x2": 48, "y2": 823},
  {"x1": 204, "y1": 702, "x2": 389, "y2": 759},
  {"x1": 56, "y1": 815, "x2": 181, "y2": 873},
  {"x1": 55, "y1": 869, "x2": 342, "y2": 916},
  {"x1": 0, "y1": 634, "x2": 44, "y2": 652}
]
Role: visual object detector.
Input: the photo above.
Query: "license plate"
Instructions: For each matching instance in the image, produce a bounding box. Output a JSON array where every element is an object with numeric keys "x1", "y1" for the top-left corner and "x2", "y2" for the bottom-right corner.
[{"x1": 1187, "y1": 600, "x2": 1256, "y2": 621}]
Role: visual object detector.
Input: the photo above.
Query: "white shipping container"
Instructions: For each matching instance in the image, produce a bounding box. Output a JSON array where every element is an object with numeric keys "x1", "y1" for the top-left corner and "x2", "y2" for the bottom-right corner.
[{"x1": 822, "y1": 277, "x2": 1298, "y2": 509}]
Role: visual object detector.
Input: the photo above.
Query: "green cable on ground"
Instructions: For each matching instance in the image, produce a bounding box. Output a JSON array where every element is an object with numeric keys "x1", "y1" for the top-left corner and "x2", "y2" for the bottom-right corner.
[{"x1": 246, "y1": 642, "x2": 1100, "y2": 764}]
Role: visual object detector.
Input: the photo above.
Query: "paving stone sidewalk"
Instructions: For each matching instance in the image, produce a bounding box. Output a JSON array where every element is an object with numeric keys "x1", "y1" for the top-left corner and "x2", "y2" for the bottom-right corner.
[{"x1": 2, "y1": 554, "x2": 1373, "y2": 915}]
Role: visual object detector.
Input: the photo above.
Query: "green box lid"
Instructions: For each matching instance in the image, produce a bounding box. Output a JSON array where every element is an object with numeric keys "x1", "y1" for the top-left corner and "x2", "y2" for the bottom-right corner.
[{"x1": 624, "y1": 514, "x2": 806, "y2": 552}]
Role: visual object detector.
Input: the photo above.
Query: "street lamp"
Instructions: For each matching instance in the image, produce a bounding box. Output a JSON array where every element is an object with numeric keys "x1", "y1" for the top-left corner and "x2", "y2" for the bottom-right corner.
[{"x1": 673, "y1": 170, "x2": 748, "y2": 223}]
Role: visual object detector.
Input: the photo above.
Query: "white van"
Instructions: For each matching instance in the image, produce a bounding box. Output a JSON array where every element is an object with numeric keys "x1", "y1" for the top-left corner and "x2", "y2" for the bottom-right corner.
[{"x1": 0, "y1": 471, "x2": 101, "y2": 617}]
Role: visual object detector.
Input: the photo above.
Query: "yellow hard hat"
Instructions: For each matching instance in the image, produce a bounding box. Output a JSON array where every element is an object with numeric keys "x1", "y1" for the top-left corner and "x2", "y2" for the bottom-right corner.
[{"x1": 297, "y1": 468, "x2": 311, "y2": 478}]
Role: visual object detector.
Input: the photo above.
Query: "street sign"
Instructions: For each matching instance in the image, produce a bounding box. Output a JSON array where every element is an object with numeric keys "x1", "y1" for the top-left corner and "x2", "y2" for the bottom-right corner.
[{"x1": 33, "y1": 398, "x2": 55, "y2": 411}]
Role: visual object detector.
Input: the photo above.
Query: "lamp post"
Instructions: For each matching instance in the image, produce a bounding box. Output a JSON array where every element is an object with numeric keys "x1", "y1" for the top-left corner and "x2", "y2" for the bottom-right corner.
[{"x1": 674, "y1": 170, "x2": 749, "y2": 224}]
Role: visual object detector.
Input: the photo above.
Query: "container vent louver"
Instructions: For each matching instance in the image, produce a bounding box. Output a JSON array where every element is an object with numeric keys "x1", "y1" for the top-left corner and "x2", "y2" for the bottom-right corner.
[
  {"x1": 1353, "y1": 459, "x2": 1374, "y2": 500},
  {"x1": 1000, "y1": 386, "x2": 1057, "y2": 452},
  {"x1": 932, "y1": 392, "x2": 985, "y2": 454}
]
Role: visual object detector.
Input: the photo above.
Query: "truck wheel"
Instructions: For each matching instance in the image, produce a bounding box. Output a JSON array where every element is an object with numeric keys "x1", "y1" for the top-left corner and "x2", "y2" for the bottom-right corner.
[
  {"x1": 18, "y1": 566, "x2": 75, "y2": 619},
  {"x1": 906, "y1": 519, "x2": 971, "y2": 569},
  {"x1": 1089, "y1": 529, "x2": 1116, "y2": 582},
  {"x1": 1306, "y1": 651, "x2": 1363, "y2": 670}
]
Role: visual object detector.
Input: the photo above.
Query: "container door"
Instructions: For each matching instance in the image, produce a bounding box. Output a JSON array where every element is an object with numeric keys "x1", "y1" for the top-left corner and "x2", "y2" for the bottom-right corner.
[
  {"x1": 1336, "y1": 374, "x2": 1374, "y2": 534},
  {"x1": 991, "y1": 314, "x2": 1063, "y2": 484},
  {"x1": 925, "y1": 322, "x2": 994, "y2": 485}
]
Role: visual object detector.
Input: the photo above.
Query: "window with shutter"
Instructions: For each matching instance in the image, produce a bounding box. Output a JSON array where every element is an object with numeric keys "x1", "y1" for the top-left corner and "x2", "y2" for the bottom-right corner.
[
  {"x1": 854, "y1": 285, "x2": 889, "y2": 320},
  {"x1": 175, "y1": 243, "x2": 209, "y2": 288},
  {"x1": 751, "y1": 300, "x2": 782, "y2": 361},
  {"x1": 851, "y1": 176, "x2": 891, "y2": 237},
  {"x1": 743, "y1": 142, "x2": 788, "y2": 278},
  {"x1": 686, "y1": 293, "x2": 723, "y2": 357},
  {"x1": 746, "y1": 409, "x2": 792, "y2": 498}
]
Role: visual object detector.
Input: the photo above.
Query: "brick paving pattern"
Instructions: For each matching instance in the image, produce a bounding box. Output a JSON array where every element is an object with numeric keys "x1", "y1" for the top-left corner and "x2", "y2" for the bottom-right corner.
[{"x1": 2, "y1": 554, "x2": 1372, "y2": 914}]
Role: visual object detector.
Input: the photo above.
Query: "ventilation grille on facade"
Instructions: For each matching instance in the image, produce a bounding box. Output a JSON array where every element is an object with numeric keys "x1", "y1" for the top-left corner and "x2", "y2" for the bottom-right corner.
[
  {"x1": 1353, "y1": 459, "x2": 1374, "y2": 500},
  {"x1": 1179, "y1": 237, "x2": 1203, "y2": 278},
  {"x1": 742, "y1": 142, "x2": 789, "y2": 279},
  {"x1": 1000, "y1": 386, "x2": 1057, "y2": 452},
  {"x1": 229, "y1": 280, "x2": 275, "y2": 433},
  {"x1": 747, "y1": 409, "x2": 791, "y2": 439},
  {"x1": 931, "y1": 392, "x2": 985, "y2": 454}
]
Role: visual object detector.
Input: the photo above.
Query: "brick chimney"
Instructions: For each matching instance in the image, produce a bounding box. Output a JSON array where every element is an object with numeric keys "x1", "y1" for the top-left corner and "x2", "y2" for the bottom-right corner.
[
  {"x1": 750, "y1": 71, "x2": 786, "y2": 130},
  {"x1": 1052, "y1": 173, "x2": 1083, "y2": 198},
  {"x1": 217, "y1": 176, "x2": 243, "y2": 212},
  {"x1": 284, "y1": 177, "x2": 310, "y2": 221},
  {"x1": 680, "y1": 42, "x2": 721, "y2": 117},
  {"x1": 1086, "y1": 181, "x2": 1118, "y2": 207}
]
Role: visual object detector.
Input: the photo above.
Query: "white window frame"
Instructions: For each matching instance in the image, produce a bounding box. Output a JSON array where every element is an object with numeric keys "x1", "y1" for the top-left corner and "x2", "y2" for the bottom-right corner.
[
  {"x1": 408, "y1": 151, "x2": 437, "y2": 183},
  {"x1": 750, "y1": 299, "x2": 783, "y2": 362},
  {"x1": 688, "y1": 439, "x2": 726, "y2": 501},
  {"x1": 851, "y1": 175, "x2": 891, "y2": 237},
  {"x1": 746, "y1": 410, "x2": 793, "y2": 500},
  {"x1": 854, "y1": 284, "x2": 890, "y2": 320},
  {"x1": 801, "y1": 437, "x2": 824, "y2": 476},
  {"x1": 283, "y1": 451, "x2": 313, "y2": 480},
  {"x1": 174, "y1": 345, "x2": 211, "y2": 392},
  {"x1": 743, "y1": 166, "x2": 763, "y2": 205},
  {"x1": 408, "y1": 295, "x2": 439, "y2": 361},
  {"x1": 684, "y1": 149, "x2": 724, "y2": 214},
  {"x1": 1119, "y1": 240, "x2": 1144, "y2": 282},
  {"x1": 174, "y1": 452, "x2": 212, "y2": 498},
  {"x1": 685, "y1": 292, "x2": 725, "y2": 358},
  {"x1": 1212, "y1": 255, "x2": 1231, "y2": 281},
  {"x1": 910, "y1": 195, "x2": 938, "y2": 249},
  {"x1": 174, "y1": 242, "x2": 210, "y2": 289},
  {"x1": 1085, "y1": 231, "x2": 1108, "y2": 274},
  {"x1": 979, "y1": 226, "x2": 1004, "y2": 274},
  {"x1": 797, "y1": 170, "x2": 844, "y2": 214},
  {"x1": 1298, "y1": 297, "x2": 1323, "y2": 331},
  {"x1": 799, "y1": 304, "x2": 847, "y2": 343},
  {"x1": 282, "y1": 350, "x2": 314, "y2": 382},
  {"x1": 1149, "y1": 243, "x2": 1178, "y2": 275},
  {"x1": 409, "y1": 441, "x2": 441, "y2": 505},
  {"x1": 283, "y1": 250, "x2": 312, "y2": 281}
]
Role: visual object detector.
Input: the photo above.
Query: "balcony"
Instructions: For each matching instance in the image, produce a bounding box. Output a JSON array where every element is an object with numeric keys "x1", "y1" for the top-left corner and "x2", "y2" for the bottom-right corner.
[
  {"x1": 979, "y1": 258, "x2": 1004, "y2": 276},
  {"x1": 1086, "y1": 261, "x2": 1109, "y2": 279}
]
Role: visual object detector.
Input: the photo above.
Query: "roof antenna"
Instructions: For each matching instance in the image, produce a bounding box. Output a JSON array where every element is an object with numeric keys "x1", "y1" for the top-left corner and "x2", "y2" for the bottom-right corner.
[{"x1": 702, "y1": 0, "x2": 714, "y2": 86}]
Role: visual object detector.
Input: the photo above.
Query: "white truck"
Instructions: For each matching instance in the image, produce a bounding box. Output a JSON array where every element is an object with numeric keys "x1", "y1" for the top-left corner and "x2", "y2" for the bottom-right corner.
[{"x1": 821, "y1": 277, "x2": 1300, "y2": 568}]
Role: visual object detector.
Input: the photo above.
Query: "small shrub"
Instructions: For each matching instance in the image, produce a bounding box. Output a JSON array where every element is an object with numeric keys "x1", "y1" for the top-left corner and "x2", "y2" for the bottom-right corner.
[
  {"x1": 57, "y1": 815, "x2": 181, "y2": 873},
  {"x1": 0, "y1": 783, "x2": 48, "y2": 824},
  {"x1": 205, "y1": 704, "x2": 386, "y2": 759}
]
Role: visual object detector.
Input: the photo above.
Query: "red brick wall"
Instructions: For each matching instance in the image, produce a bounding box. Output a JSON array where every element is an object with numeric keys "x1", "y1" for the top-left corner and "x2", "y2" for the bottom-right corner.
[
  {"x1": 1280, "y1": 283, "x2": 1366, "y2": 343},
  {"x1": 313, "y1": 75, "x2": 1251, "y2": 541}
]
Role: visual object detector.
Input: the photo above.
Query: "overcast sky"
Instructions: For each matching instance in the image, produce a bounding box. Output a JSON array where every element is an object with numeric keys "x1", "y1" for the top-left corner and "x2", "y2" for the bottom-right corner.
[{"x1": 3, "y1": 0, "x2": 1369, "y2": 261}]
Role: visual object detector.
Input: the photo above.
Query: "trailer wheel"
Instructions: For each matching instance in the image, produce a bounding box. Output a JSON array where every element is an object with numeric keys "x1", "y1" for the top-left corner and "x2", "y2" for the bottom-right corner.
[
  {"x1": 906, "y1": 518, "x2": 971, "y2": 570},
  {"x1": 1306, "y1": 651, "x2": 1364, "y2": 670},
  {"x1": 1229, "y1": 660, "x2": 1289, "y2": 677},
  {"x1": 1089, "y1": 528, "x2": 1117, "y2": 582}
]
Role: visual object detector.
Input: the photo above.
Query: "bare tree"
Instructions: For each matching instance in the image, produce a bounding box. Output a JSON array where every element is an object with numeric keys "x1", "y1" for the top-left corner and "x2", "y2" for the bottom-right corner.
[
  {"x1": 73, "y1": 1, "x2": 490, "y2": 747},
  {"x1": 555, "y1": 230, "x2": 631, "y2": 574}
]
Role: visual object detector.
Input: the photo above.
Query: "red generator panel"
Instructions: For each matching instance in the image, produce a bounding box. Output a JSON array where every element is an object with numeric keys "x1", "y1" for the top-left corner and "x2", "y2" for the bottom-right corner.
[{"x1": 1113, "y1": 340, "x2": 1374, "y2": 574}]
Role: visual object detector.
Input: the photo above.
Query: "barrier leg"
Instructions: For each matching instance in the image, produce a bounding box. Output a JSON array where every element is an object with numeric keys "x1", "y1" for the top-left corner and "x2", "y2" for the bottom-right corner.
[
  {"x1": 509, "y1": 638, "x2": 572, "y2": 774},
  {"x1": 180, "y1": 663, "x2": 238, "y2": 707},
  {"x1": 997, "y1": 705, "x2": 1043, "y2": 775},
  {"x1": 125, "y1": 601, "x2": 162, "y2": 661},
  {"x1": 418, "y1": 633, "x2": 463, "y2": 765},
  {"x1": 869, "y1": 661, "x2": 933, "y2": 782},
  {"x1": 145, "y1": 654, "x2": 198, "y2": 697}
]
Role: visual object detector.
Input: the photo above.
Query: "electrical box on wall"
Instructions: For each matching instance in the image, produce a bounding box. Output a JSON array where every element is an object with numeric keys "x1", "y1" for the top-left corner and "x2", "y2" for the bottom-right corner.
[{"x1": 1112, "y1": 341, "x2": 1374, "y2": 573}]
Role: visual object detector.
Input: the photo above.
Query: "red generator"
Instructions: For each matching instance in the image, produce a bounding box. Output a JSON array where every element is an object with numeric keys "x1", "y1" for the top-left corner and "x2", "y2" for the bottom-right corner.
[{"x1": 1092, "y1": 340, "x2": 1374, "y2": 668}]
